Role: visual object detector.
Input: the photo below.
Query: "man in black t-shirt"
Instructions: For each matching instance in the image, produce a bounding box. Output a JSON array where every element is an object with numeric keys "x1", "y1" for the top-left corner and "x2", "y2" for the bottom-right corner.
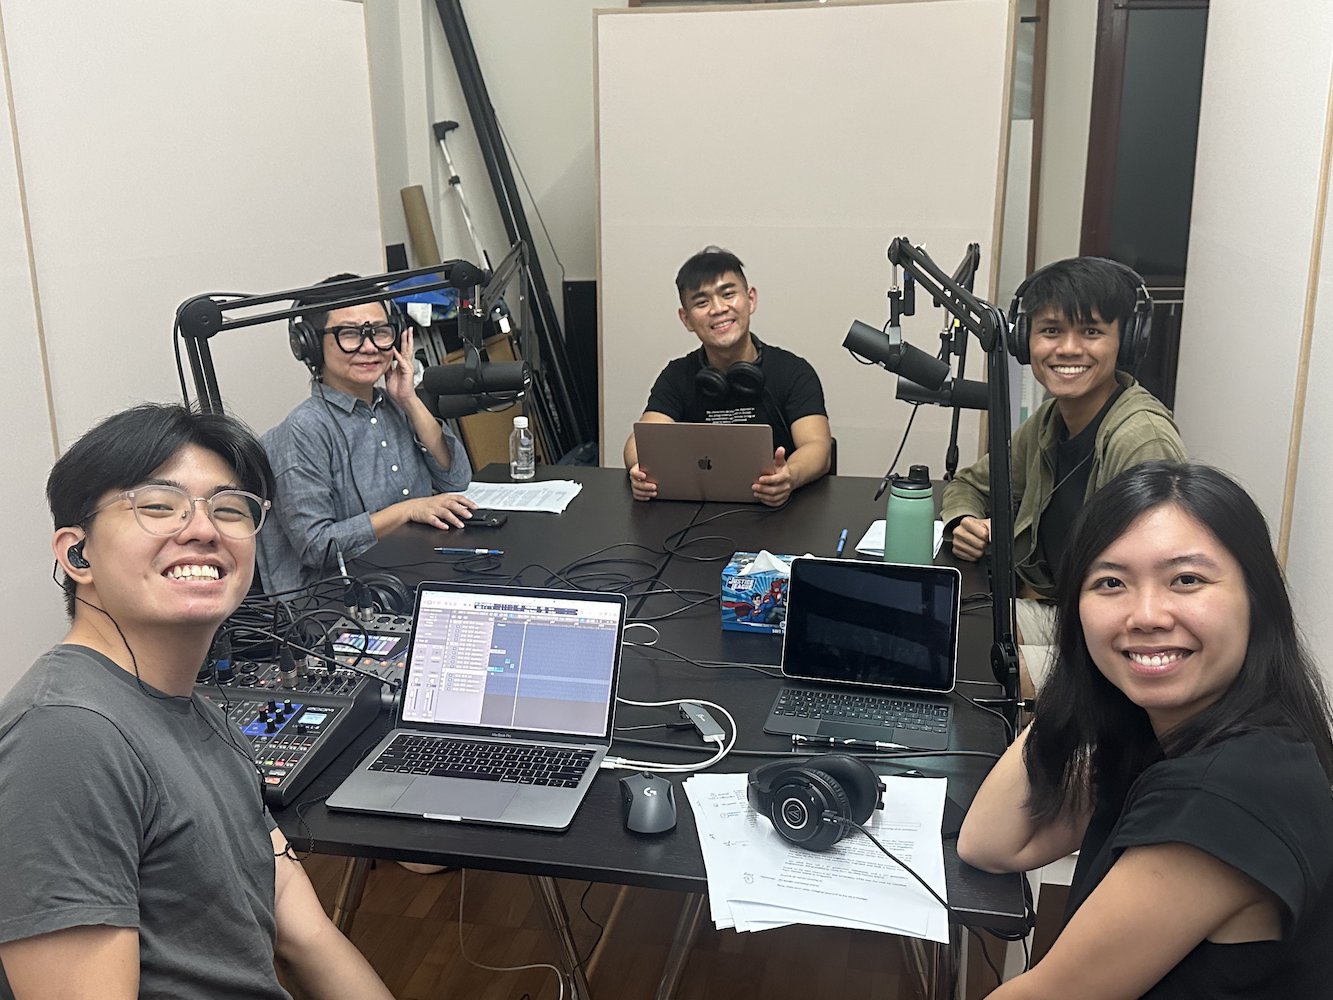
[{"x1": 623, "y1": 247, "x2": 831, "y2": 506}]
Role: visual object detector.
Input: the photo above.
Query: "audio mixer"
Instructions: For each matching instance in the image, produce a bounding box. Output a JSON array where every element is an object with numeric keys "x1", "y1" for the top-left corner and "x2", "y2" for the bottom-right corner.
[
  {"x1": 198, "y1": 613, "x2": 414, "y2": 806},
  {"x1": 198, "y1": 659, "x2": 383, "y2": 807}
]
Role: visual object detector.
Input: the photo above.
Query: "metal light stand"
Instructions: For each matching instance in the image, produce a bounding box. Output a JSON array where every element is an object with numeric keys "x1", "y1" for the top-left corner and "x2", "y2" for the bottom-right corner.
[{"x1": 433, "y1": 120, "x2": 491, "y2": 271}]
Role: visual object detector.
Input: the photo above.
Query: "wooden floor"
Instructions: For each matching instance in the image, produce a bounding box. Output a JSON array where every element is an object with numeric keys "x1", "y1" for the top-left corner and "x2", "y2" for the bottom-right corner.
[{"x1": 297, "y1": 856, "x2": 1024, "y2": 999}]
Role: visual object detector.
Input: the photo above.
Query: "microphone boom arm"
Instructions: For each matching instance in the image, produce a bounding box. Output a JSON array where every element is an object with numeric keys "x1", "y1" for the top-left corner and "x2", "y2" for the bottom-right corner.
[
  {"x1": 883, "y1": 237, "x2": 1020, "y2": 734},
  {"x1": 176, "y1": 258, "x2": 492, "y2": 414}
]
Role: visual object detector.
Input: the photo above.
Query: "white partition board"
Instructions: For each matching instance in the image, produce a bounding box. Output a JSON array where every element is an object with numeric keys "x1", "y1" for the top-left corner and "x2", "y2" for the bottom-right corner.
[
  {"x1": 4, "y1": 0, "x2": 383, "y2": 446},
  {"x1": 0, "y1": 56, "x2": 64, "y2": 687},
  {"x1": 596, "y1": 0, "x2": 1013, "y2": 477}
]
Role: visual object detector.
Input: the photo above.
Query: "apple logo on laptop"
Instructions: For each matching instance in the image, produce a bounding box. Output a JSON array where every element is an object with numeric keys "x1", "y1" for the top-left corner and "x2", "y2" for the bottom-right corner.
[{"x1": 697, "y1": 456, "x2": 713, "y2": 471}]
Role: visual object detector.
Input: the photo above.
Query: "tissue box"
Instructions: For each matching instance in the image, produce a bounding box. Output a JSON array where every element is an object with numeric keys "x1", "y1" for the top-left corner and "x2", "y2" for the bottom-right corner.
[{"x1": 720, "y1": 551, "x2": 796, "y2": 634}]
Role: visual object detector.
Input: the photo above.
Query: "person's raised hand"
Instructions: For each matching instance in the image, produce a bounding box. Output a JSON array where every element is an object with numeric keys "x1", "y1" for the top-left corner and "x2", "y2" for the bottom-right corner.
[
  {"x1": 752, "y1": 447, "x2": 793, "y2": 508},
  {"x1": 384, "y1": 325, "x2": 417, "y2": 407}
]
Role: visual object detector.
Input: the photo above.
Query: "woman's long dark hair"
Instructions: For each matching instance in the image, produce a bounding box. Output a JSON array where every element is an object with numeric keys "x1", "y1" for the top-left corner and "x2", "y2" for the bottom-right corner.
[{"x1": 1024, "y1": 461, "x2": 1333, "y2": 824}]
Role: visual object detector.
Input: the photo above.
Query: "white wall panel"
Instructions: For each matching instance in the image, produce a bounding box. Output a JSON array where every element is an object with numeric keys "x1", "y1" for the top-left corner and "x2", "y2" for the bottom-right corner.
[
  {"x1": 1174, "y1": 1, "x2": 1333, "y2": 526},
  {"x1": 3, "y1": 0, "x2": 382, "y2": 446},
  {"x1": 0, "y1": 46, "x2": 63, "y2": 689},
  {"x1": 596, "y1": 0, "x2": 1013, "y2": 478}
]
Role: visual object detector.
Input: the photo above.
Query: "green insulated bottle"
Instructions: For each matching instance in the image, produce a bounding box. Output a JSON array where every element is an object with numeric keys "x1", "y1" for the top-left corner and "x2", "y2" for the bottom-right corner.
[{"x1": 882, "y1": 464, "x2": 935, "y2": 565}]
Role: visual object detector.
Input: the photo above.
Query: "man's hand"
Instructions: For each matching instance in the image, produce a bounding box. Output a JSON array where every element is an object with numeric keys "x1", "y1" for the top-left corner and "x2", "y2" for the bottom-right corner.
[
  {"x1": 629, "y1": 463, "x2": 658, "y2": 501},
  {"x1": 383, "y1": 325, "x2": 418, "y2": 408},
  {"x1": 752, "y1": 447, "x2": 793, "y2": 507},
  {"x1": 399, "y1": 493, "x2": 477, "y2": 530},
  {"x1": 951, "y1": 515, "x2": 992, "y2": 561}
]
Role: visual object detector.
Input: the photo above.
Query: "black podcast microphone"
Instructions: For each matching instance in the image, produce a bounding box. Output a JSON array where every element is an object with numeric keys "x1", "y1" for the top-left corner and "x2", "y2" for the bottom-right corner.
[
  {"x1": 432, "y1": 393, "x2": 523, "y2": 420},
  {"x1": 895, "y1": 375, "x2": 990, "y2": 410},
  {"x1": 419, "y1": 359, "x2": 531, "y2": 398},
  {"x1": 843, "y1": 320, "x2": 950, "y2": 390}
]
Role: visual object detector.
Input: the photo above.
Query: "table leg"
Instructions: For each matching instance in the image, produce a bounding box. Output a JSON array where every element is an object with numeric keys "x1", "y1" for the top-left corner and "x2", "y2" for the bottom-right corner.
[
  {"x1": 530, "y1": 875, "x2": 594, "y2": 1000},
  {"x1": 902, "y1": 925, "x2": 960, "y2": 1000},
  {"x1": 331, "y1": 857, "x2": 373, "y2": 935},
  {"x1": 654, "y1": 892, "x2": 705, "y2": 1000}
]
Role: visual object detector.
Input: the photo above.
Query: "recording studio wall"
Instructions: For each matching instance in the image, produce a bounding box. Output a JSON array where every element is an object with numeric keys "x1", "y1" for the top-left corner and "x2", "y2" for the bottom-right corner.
[{"x1": 594, "y1": 0, "x2": 1015, "y2": 478}]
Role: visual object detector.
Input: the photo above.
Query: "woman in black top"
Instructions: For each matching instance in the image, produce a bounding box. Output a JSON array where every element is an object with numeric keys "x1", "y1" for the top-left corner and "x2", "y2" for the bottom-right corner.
[{"x1": 959, "y1": 462, "x2": 1333, "y2": 999}]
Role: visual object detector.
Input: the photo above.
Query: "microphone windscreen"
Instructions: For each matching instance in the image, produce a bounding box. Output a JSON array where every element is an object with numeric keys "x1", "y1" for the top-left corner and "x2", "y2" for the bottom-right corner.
[
  {"x1": 419, "y1": 363, "x2": 476, "y2": 396},
  {"x1": 949, "y1": 378, "x2": 990, "y2": 411},
  {"x1": 475, "y1": 361, "x2": 531, "y2": 395},
  {"x1": 433, "y1": 394, "x2": 485, "y2": 419}
]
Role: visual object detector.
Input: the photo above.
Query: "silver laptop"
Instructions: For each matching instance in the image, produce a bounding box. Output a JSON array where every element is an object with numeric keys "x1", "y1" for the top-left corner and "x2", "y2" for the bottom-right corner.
[
  {"x1": 764, "y1": 557, "x2": 961, "y2": 751},
  {"x1": 634, "y1": 421, "x2": 774, "y2": 502},
  {"x1": 327, "y1": 581, "x2": 626, "y2": 831}
]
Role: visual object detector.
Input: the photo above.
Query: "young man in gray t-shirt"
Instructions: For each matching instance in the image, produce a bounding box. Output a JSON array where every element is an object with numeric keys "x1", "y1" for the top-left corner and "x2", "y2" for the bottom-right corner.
[{"x1": 0, "y1": 404, "x2": 393, "y2": 1000}]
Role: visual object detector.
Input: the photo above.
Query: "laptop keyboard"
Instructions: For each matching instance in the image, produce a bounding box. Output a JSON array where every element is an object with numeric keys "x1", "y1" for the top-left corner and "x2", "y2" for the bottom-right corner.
[
  {"x1": 772, "y1": 687, "x2": 951, "y2": 735},
  {"x1": 368, "y1": 735, "x2": 595, "y2": 787}
]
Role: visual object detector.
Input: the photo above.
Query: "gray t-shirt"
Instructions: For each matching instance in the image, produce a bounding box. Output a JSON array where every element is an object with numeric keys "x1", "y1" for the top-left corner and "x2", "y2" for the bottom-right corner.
[{"x1": 0, "y1": 645, "x2": 289, "y2": 1000}]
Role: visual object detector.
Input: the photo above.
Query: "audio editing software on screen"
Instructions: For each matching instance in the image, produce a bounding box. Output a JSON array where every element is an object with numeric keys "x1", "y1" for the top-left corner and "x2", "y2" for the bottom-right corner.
[{"x1": 402, "y1": 592, "x2": 618, "y2": 738}]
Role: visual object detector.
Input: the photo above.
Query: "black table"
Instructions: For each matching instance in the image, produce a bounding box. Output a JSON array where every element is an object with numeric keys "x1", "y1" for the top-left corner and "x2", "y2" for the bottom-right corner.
[{"x1": 272, "y1": 466, "x2": 1024, "y2": 998}]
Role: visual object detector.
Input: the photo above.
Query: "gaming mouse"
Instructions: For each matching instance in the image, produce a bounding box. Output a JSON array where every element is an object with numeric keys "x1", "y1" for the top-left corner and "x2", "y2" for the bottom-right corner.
[{"x1": 619, "y1": 771, "x2": 677, "y2": 834}]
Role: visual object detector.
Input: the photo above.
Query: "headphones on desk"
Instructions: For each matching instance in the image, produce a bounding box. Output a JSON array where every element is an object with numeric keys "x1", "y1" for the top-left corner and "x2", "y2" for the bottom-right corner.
[
  {"x1": 354, "y1": 571, "x2": 413, "y2": 615},
  {"x1": 288, "y1": 299, "x2": 406, "y2": 375},
  {"x1": 694, "y1": 335, "x2": 766, "y2": 401},
  {"x1": 747, "y1": 754, "x2": 885, "y2": 851},
  {"x1": 1007, "y1": 257, "x2": 1153, "y2": 372}
]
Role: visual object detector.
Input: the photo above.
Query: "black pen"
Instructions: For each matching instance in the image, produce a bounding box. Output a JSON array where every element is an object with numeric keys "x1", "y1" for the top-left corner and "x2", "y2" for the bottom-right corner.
[
  {"x1": 434, "y1": 547, "x2": 503, "y2": 556},
  {"x1": 792, "y1": 734, "x2": 906, "y2": 751}
]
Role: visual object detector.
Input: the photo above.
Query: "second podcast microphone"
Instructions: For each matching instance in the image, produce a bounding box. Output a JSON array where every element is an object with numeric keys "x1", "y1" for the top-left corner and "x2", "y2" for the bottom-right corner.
[{"x1": 895, "y1": 375, "x2": 990, "y2": 410}]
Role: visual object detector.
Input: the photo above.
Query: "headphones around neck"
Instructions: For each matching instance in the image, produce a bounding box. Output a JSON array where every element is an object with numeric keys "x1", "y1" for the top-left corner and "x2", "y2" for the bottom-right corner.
[
  {"x1": 1006, "y1": 258, "x2": 1153, "y2": 373},
  {"x1": 694, "y1": 335, "x2": 766, "y2": 401},
  {"x1": 288, "y1": 301, "x2": 406, "y2": 376},
  {"x1": 747, "y1": 753, "x2": 885, "y2": 851}
]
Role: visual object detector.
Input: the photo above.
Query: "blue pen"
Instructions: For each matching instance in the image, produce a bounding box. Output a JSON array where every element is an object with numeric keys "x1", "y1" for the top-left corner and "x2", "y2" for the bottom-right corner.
[
  {"x1": 435, "y1": 547, "x2": 503, "y2": 556},
  {"x1": 835, "y1": 528, "x2": 848, "y2": 557}
]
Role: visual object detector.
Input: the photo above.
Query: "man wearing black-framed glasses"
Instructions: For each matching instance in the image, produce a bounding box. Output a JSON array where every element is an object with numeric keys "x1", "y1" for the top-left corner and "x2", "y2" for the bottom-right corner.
[{"x1": 259, "y1": 274, "x2": 474, "y2": 594}]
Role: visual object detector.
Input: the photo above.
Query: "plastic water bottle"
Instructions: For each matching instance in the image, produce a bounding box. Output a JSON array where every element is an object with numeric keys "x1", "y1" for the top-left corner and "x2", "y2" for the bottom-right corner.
[
  {"x1": 882, "y1": 464, "x2": 935, "y2": 565},
  {"x1": 509, "y1": 416, "x2": 535, "y2": 480}
]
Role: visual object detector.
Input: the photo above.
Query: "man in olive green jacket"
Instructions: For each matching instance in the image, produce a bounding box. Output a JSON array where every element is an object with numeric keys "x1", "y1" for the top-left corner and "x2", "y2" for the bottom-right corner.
[{"x1": 941, "y1": 257, "x2": 1186, "y2": 694}]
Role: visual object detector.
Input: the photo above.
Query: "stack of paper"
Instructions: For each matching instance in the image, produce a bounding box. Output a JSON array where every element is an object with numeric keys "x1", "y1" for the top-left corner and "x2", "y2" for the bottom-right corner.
[
  {"x1": 854, "y1": 519, "x2": 945, "y2": 558},
  {"x1": 682, "y1": 772, "x2": 949, "y2": 941},
  {"x1": 460, "y1": 480, "x2": 583, "y2": 514}
]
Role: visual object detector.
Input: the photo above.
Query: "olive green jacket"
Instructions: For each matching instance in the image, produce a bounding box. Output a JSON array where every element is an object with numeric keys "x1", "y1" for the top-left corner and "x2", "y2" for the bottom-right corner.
[{"x1": 940, "y1": 374, "x2": 1186, "y2": 598}]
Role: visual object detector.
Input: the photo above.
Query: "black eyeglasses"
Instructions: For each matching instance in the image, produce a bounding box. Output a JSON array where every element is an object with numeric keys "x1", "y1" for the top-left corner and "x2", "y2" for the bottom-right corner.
[{"x1": 326, "y1": 322, "x2": 397, "y2": 353}]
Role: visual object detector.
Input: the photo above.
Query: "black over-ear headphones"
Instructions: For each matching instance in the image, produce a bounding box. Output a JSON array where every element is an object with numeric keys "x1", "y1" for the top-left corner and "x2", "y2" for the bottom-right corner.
[
  {"x1": 1007, "y1": 258, "x2": 1153, "y2": 372},
  {"x1": 356, "y1": 572, "x2": 413, "y2": 615},
  {"x1": 67, "y1": 540, "x2": 90, "y2": 570},
  {"x1": 747, "y1": 753, "x2": 885, "y2": 851},
  {"x1": 694, "y1": 335, "x2": 766, "y2": 401},
  {"x1": 288, "y1": 301, "x2": 406, "y2": 375}
]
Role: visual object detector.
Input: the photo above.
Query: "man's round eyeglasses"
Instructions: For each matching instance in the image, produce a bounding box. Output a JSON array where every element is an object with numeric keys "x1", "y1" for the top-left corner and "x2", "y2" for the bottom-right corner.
[
  {"x1": 326, "y1": 322, "x2": 397, "y2": 353},
  {"x1": 91, "y1": 485, "x2": 271, "y2": 539}
]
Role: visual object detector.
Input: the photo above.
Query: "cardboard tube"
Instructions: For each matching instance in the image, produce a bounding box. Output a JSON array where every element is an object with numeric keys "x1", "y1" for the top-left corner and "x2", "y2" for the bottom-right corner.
[{"x1": 400, "y1": 185, "x2": 442, "y2": 265}]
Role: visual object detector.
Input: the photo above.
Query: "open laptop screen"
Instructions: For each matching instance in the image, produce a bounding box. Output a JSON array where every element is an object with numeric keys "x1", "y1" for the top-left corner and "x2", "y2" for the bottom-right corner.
[
  {"x1": 780, "y1": 557, "x2": 960, "y2": 694},
  {"x1": 402, "y1": 586, "x2": 623, "y2": 738}
]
